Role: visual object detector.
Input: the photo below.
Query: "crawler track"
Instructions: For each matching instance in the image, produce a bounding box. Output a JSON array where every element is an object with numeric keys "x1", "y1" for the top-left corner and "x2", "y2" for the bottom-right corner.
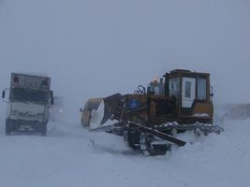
[{"x1": 90, "y1": 122, "x2": 224, "y2": 156}]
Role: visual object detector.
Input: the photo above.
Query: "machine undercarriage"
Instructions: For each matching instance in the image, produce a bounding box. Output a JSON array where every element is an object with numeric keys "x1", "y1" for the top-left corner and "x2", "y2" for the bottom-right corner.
[{"x1": 90, "y1": 119, "x2": 223, "y2": 156}]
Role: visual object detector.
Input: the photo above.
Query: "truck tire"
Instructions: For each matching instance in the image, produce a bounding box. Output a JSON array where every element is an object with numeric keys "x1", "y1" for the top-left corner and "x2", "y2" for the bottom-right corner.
[
  {"x1": 41, "y1": 125, "x2": 47, "y2": 136},
  {"x1": 5, "y1": 119, "x2": 12, "y2": 135}
]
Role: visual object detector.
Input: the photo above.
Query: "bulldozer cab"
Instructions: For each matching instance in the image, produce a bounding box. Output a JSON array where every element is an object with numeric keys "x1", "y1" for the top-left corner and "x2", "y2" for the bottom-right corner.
[{"x1": 167, "y1": 69, "x2": 213, "y2": 123}]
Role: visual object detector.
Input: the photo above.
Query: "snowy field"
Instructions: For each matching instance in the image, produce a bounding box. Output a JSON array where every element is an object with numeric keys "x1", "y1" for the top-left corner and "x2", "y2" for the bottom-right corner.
[
  {"x1": 0, "y1": 113, "x2": 249, "y2": 187},
  {"x1": 0, "y1": 0, "x2": 249, "y2": 186}
]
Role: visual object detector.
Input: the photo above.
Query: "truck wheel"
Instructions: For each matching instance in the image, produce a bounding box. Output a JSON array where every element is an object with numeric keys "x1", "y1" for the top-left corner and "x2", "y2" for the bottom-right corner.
[
  {"x1": 5, "y1": 119, "x2": 11, "y2": 135},
  {"x1": 41, "y1": 126, "x2": 47, "y2": 136}
]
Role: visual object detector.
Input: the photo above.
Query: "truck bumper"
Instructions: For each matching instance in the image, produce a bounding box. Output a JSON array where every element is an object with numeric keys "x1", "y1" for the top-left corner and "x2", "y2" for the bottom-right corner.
[{"x1": 6, "y1": 118, "x2": 47, "y2": 133}]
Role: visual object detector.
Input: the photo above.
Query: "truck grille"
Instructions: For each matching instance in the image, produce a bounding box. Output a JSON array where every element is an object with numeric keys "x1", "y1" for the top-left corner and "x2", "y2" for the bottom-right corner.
[{"x1": 18, "y1": 113, "x2": 42, "y2": 119}]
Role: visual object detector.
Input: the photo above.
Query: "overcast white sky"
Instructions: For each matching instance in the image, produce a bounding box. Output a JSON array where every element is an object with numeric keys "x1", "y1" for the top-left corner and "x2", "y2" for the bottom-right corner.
[{"x1": 0, "y1": 0, "x2": 249, "y2": 120}]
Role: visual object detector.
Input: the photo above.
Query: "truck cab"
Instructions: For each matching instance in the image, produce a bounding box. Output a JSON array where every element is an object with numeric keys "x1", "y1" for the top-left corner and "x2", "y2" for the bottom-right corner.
[{"x1": 2, "y1": 73, "x2": 54, "y2": 135}]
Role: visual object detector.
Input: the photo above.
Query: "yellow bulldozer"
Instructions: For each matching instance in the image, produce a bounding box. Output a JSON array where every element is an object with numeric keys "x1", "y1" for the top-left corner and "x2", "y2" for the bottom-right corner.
[{"x1": 80, "y1": 69, "x2": 223, "y2": 156}]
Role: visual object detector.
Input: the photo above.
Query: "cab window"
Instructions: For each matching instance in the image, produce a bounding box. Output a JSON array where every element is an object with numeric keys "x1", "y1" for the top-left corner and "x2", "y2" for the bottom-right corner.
[
  {"x1": 197, "y1": 78, "x2": 207, "y2": 100},
  {"x1": 185, "y1": 81, "x2": 191, "y2": 98}
]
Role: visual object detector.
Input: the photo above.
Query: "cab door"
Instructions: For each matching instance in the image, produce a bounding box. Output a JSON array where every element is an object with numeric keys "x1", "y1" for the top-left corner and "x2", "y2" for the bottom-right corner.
[{"x1": 182, "y1": 77, "x2": 196, "y2": 108}]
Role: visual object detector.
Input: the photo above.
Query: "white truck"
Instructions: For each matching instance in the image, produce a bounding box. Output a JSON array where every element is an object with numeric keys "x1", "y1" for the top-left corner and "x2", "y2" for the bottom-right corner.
[{"x1": 2, "y1": 73, "x2": 54, "y2": 135}]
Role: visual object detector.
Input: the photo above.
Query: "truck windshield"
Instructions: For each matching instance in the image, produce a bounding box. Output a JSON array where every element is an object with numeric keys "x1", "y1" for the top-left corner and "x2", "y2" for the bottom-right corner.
[{"x1": 10, "y1": 88, "x2": 48, "y2": 103}]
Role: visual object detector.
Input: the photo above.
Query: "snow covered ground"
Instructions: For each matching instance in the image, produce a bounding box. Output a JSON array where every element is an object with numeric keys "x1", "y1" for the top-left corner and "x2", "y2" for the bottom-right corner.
[
  {"x1": 0, "y1": 113, "x2": 249, "y2": 187},
  {"x1": 0, "y1": 0, "x2": 249, "y2": 186}
]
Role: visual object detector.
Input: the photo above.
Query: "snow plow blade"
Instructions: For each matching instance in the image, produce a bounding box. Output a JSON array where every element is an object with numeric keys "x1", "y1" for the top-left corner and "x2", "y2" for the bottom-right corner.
[
  {"x1": 80, "y1": 94, "x2": 123, "y2": 128},
  {"x1": 80, "y1": 98, "x2": 103, "y2": 127}
]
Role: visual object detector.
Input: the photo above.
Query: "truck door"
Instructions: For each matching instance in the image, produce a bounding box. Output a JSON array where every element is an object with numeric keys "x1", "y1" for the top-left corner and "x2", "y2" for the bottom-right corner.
[{"x1": 182, "y1": 77, "x2": 196, "y2": 108}]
